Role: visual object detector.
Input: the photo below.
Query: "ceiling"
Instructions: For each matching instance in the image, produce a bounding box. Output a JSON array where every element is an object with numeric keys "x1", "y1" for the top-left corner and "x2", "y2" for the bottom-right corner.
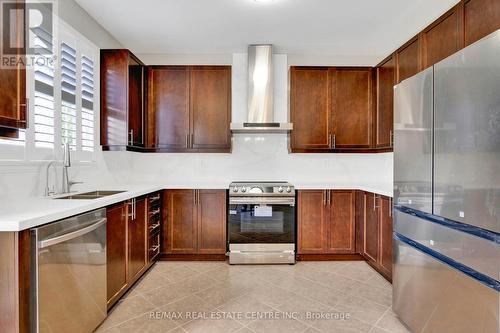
[{"x1": 75, "y1": 0, "x2": 458, "y2": 61}]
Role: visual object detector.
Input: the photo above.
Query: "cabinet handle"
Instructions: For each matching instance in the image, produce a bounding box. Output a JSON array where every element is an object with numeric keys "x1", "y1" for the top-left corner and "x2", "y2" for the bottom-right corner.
[
  {"x1": 323, "y1": 190, "x2": 326, "y2": 206},
  {"x1": 373, "y1": 193, "x2": 380, "y2": 211},
  {"x1": 327, "y1": 191, "x2": 331, "y2": 205},
  {"x1": 191, "y1": 133, "x2": 194, "y2": 148},
  {"x1": 330, "y1": 191, "x2": 333, "y2": 206},
  {"x1": 332, "y1": 134, "x2": 336, "y2": 149},
  {"x1": 133, "y1": 198, "x2": 136, "y2": 220},
  {"x1": 186, "y1": 133, "x2": 189, "y2": 148},
  {"x1": 389, "y1": 197, "x2": 392, "y2": 217},
  {"x1": 328, "y1": 134, "x2": 332, "y2": 148},
  {"x1": 19, "y1": 98, "x2": 29, "y2": 128},
  {"x1": 390, "y1": 130, "x2": 394, "y2": 148},
  {"x1": 129, "y1": 129, "x2": 134, "y2": 146}
]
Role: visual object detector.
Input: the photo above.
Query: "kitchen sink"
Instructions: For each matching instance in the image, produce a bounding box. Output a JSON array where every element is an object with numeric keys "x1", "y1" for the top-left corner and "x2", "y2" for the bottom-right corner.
[{"x1": 55, "y1": 190, "x2": 126, "y2": 200}]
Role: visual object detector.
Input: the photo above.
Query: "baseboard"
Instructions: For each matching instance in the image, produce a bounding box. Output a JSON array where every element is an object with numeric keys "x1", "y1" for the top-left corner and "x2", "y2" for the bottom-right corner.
[
  {"x1": 296, "y1": 254, "x2": 364, "y2": 261},
  {"x1": 159, "y1": 254, "x2": 227, "y2": 261}
]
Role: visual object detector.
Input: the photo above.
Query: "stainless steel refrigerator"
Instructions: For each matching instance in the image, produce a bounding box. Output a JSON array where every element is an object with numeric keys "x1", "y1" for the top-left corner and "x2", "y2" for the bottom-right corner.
[{"x1": 393, "y1": 30, "x2": 500, "y2": 333}]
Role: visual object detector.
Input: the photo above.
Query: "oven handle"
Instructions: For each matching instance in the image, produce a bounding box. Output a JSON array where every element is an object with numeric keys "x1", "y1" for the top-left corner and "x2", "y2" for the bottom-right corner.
[{"x1": 229, "y1": 197, "x2": 295, "y2": 205}]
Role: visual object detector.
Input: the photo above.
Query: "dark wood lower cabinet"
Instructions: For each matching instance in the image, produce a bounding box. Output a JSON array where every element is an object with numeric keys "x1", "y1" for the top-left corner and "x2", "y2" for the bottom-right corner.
[
  {"x1": 106, "y1": 202, "x2": 128, "y2": 306},
  {"x1": 298, "y1": 190, "x2": 355, "y2": 255},
  {"x1": 364, "y1": 192, "x2": 380, "y2": 263},
  {"x1": 355, "y1": 191, "x2": 393, "y2": 281},
  {"x1": 106, "y1": 194, "x2": 161, "y2": 309},
  {"x1": 379, "y1": 196, "x2": 393, "y2": 279},
  {"x1": 162, "y1": 189, "x2": 227, "y2": 257},
  {"x1": 127, "y1": 198, "x2": 147, "y2": 281}
]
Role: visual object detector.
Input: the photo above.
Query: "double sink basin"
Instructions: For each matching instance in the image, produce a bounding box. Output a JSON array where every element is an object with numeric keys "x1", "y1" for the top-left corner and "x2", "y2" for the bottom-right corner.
[{"x1": 55, "y1": 190, "x2": 126, "y2": 200}]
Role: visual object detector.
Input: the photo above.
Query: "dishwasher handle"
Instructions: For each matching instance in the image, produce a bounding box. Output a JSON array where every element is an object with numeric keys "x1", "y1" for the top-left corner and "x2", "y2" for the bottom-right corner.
[{"x1": 39, "y1": 218, "x2": 107, "y2": 249}]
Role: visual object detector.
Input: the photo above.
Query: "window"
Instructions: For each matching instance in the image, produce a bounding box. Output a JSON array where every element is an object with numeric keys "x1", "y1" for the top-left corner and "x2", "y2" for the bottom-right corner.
[
  {"x1": 81, "y1": 56, "x2": 95, "y2": 152},
  {"x1": 33, "y1": 25, "x2": 55, "y2": 149},
  {"x1": 0, "y1": 19, "x2": 99, "y2": 162},
  {"x1": 60, "y1": 42, "x2": 77, "y2": 150}
]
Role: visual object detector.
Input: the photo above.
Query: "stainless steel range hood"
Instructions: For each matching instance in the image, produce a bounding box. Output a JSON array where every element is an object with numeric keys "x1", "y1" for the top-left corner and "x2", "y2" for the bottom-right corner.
[{"x1": 231, "y1": 45, "x2": 293, "y2": 133}]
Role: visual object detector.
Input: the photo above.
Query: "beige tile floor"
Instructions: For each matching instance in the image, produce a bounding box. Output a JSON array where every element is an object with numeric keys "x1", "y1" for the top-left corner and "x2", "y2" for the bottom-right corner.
[{"x1": 96, "y1": 261, "x2": 410, "y2": 333}]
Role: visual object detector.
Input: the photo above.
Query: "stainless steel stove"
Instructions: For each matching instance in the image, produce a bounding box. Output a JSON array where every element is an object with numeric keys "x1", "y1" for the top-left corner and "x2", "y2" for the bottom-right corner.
[{"x1": 228, "y1": 181, "x2": 296, "y2": 264}]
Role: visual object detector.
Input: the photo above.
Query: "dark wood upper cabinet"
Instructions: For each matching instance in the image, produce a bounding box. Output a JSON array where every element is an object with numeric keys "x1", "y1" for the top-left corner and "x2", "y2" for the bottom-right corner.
[
  {"x1": 332, "y1": 68, "x2": 373, "y2": 149},
  {"x1": 197, "y1": 190, "x2": 227, "y2": 254},
  {"x1": 147, "y1": 66, "x2": 231, "y2": 152},
  {"x1": 364, "y1": 192, "x2": 380, "y2": 263},
  {"x1": 290, "y1": 67, "x2": 376, "y2": 153},
  {"x1": 421, "y1": 4, "x2": 464, "y2": 69},
  {"x1": 0, "y1": 0, "x2": 27, "y2": 132},
  {"x1": 375, "y1": 55, "x2": 395, "y2": 148},
  {"x1": 298, "y1": 190, "x2": 355, "y2": 255},
  {"x1": 464, "y1": 0, "x2": 500, "y2": 46},
  {"x1": 190, "y1": 67, "x2": 231, "y2": 151},
  {"x1": 163, "y1": 189, "x2": 227, "y2": 255},
  {"x1": 290, "y1": 67, "x2": 331, "y2": 151},
  {"x1": 100, "y1": 49, "x2": 145, "y2": 150},
  {"x1": 128, "y1": 57, "x2": 145, "y2": 147},
  {"x1": 379, "y1": 196, "x2": 393, "y2": 280},
  {"x1": 297, "y1": 190, "x2": 327, "y2": 254},
  {"x1": 128, "y1": 198, "x2": 147, "y2": 281},
  {"x1": 326, "y1": 190, "x2": 355, "y2": 253},
  {"x1": 396, "y1": 36, "x2": 422, "y2": 83},
  {"x1": 164, "y1": 190, "x2": 197, "y2": 254},
  {"x1": 106, "y1": 202, "x2": 127, "y2": 305},
  {"x1": 147, "y1": 66, "x2": 190, "y2": 150}
]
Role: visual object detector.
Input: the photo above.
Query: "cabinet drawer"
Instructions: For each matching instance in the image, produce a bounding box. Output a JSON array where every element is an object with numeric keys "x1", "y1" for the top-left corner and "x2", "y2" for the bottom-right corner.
[{"x1": 148, "y1": 233, "x2": 160, "y2": 261}]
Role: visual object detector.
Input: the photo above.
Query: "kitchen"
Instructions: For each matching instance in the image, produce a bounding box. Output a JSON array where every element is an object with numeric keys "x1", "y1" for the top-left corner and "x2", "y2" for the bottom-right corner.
[{"x1": 0, "y1": 0, "x2": 499, "y2": 332}]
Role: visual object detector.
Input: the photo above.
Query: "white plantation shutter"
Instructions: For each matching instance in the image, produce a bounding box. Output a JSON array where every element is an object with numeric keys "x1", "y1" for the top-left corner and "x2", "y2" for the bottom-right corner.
[
  {"x1": 0, "y1": 20, "x2": 98, "y2": 161},
  {"x1": 60, "y1": 42, "x2": 77, "y2": 150},
  {"x1": 81, "y1": 55, "x2": 95, "y2": 152},
  {"x1": 33, "y1": 26, "x2": 55, "y2": 149}
]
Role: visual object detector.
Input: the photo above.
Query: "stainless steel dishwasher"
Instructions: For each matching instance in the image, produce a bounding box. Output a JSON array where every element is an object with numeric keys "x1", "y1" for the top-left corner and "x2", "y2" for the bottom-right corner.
[{"x1": 31, "y1": 208, "x2": 107, "y2": 333}]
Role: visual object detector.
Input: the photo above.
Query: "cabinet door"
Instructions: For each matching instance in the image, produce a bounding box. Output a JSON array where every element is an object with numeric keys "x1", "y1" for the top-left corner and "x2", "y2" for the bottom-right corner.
[
  {"x1": 326, "y1": 190, "x2": 355, "y2": 253},
  {"x1": 375, "y1": 55, "x2": 395, "y2": 148},
  {"x1": 100, "y1": 50, "x2": 128, "y2": 147},
  {"x1": 421, "y1": 4, "x2": 464, "y2": 69},
  {"x1": 396, "y1": 36, "x2": 421, "y2": 83},
  {"x1": 164, "y1": 190, "x2": 197, "y2": 254},
  {"x1": 128, "y1": 55, "x2": 145, "y2": 147},
  {"x1": 148, "y1": 66, "x2": 190, "y2": 150},
  {"x1": 331, "y1": 68, "x2": 372, "y2": 149},
  {"x1": 290, "y1": 67, "x2": 331, "y2": 151},
  {"x1": 106, "y1": 202, "x2": 127, "y2": 303},
  {"x1": 197, "y1": 190, "x2": 227, "y2": 254},
  {"x1": 364, "y1": 193, "x2": 380, "y2": 263},
  {"x1": 355, "y1": 190, "x2": 365, "y2": 254},
  {"x1": 464, "y1": 0, "x2": 500, "y2": 46},
  {"x1": 379, "y1": 196, "x2": 393, "y2": 279},
  {"x1": 128, "y1": 198, "x2": 147, "y2": 280},
  {"x1": 298, "y1": 190, "x2": 327, "y2": 254},
  {"x1": 190, "y1": 67, "x2": 231, "y2": 151},
  {"x1": 0, "y1": 0, "x2": 26, "y2": 130}
]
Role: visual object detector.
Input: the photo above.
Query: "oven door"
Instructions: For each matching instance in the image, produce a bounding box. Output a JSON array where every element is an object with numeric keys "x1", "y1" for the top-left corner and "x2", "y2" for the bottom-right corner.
[{"x1": 228, "y1": 197, "x2": 295, "y2": 244}]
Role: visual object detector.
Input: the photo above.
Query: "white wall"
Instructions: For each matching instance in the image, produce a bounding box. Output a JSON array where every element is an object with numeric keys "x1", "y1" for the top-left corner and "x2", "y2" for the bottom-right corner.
[{"x1": 129, "y1": 53, "x2": 393, "y2": 190}]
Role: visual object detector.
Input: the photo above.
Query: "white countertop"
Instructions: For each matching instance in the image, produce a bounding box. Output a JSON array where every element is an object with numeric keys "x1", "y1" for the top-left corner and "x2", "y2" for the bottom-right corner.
[{"x1": 0, "y1": 182, "x2": 391, "y2": 232}]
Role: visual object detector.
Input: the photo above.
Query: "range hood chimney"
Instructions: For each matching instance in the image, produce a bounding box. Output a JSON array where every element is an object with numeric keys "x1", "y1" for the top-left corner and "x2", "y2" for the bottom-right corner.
[{"x1": 231, "y1": 45, "x2": 293, "y2": 133}]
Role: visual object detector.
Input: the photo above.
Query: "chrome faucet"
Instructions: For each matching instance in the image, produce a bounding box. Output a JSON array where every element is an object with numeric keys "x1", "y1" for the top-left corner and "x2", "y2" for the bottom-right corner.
[
  {"x1": 44, "y1": 161, "x2": 57, "y2": 197},
  {"x1": 61, "y1": 143, "x2": 71, "y2": 194}
]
